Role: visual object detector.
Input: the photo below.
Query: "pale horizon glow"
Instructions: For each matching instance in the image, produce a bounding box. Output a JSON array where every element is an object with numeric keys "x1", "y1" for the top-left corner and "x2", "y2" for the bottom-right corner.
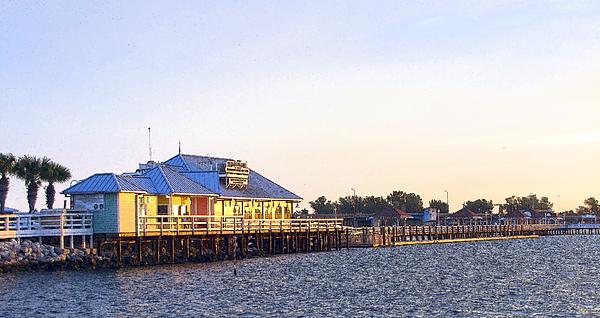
[{"x1": 1, "y1": 1, "x2": 599, "y2": 212}]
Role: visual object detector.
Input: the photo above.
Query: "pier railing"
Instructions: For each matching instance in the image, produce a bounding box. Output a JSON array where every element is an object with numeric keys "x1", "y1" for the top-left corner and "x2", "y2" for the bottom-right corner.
[
  {"x1": 137, "y1": 215, "x2": 343, "y2": 237},
  {"x1": 345, "y1": 224, "x2": 568, "y2": 247},
  {"x1": 0, "y1": 210, "x2": 94, "y2": 240}
]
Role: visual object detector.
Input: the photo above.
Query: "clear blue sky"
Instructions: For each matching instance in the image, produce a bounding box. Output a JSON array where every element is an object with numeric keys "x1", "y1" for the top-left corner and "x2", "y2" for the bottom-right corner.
[{"x1": 1, "y1": 1, "x2": 600, "y2": 212}]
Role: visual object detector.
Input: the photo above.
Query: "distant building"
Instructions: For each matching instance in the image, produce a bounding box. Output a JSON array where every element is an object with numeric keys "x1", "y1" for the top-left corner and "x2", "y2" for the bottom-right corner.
[
  {"x1": 373, "y1": 207, "x2": 413, "y2": 227},
  {"x1": 502, "y1": 209, "x2": 559, "y2": 224},
  {"x1": 446, "y1": 208, "x2": 484, "y2": 225},
  {"x1": 422, "y1": 207, "x2": 439, "y2": 224}
]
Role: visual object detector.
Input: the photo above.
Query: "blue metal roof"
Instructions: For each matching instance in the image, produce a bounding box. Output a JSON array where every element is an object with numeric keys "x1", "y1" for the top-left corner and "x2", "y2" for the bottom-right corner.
[
  {"x1": 142, "y1": 165, "x2": 216, "y2": 195},
  {"x1": 64, "y1": 154, "x2": 301, "y2": 200},
  {"x1": 119, "y1": 175, "x2": 157, "y2": 193},
  {"x1": 182, "y1": 171, "x2": 221, "y2": 193},
  {"x1": 63, "y1": 173, "x2": 125, "y2": 194},
  {"x1": 165, "y1": 154, "x2": 302, "y2": 200}
]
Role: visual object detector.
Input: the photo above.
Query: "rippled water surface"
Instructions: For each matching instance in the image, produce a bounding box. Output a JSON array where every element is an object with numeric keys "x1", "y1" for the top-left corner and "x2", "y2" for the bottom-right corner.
[{"x1": 1, "y1": 235, "x2": 600, "y2": 317}]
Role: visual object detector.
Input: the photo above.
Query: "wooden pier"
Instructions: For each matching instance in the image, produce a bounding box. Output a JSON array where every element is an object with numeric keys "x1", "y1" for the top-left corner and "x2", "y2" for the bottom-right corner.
[
  {"x1": 98, "y1": 216, "x2": 344, "y2": 266},
  {"x1": 345, "y1": 224, "x2": 600, "y2": 248},
  {"x1": 2, "y1": 212, "x2": 600, "y2": 267},
  {"x1": 0, "y1": 210, "x2": 93, "y2": 249}
]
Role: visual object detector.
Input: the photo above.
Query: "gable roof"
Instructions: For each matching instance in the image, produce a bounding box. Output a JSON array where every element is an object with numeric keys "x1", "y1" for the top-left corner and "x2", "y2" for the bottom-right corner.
[
  {"x1": 451, "y1": 207, "x2": 483, "y2": 218},
  {"x1": 62, "y1": 166, "x2": 216, "y2": 196},
  {"x1": 165, "y1": 154, "x2": 302, "y2": 200},
  {"x1": 64, "y1": 153, "x2": 301, "y2": 200},
  {"x1": 62, "y1": 173, "x2": 146, "y2": 194},
  {"x1": 142, "y1": 165, "x2": 216, "y2": 195},
  {"x1": 375, "y1": 207, "x2": 413, "y2": 219}
]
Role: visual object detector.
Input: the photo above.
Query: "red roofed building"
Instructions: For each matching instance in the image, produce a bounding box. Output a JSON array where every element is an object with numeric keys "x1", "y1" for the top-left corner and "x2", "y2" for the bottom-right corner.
[
  {"x1": 373, "y1": 207, "x2": 413, "y2": 226},
  {"x1": 446, "y1": 207, "x2": 484, "y2": 225}
]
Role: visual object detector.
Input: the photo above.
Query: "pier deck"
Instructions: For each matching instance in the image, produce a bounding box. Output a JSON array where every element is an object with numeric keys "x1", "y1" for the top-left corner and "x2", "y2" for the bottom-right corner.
[{"x1": 2, "y1": 212, "x2": 600, "y2": 267}]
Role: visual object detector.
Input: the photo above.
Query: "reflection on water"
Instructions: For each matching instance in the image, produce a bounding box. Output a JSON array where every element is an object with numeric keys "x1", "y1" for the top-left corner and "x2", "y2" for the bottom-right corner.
[{"x1": 1, "y1": 236, "x2": 600, "y2": 317}]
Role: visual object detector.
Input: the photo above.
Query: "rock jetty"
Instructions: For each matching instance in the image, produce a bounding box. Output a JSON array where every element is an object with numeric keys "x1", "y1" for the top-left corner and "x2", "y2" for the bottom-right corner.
[{"x1": 0, "y1": 239, "x2": 111, "y2": 273}]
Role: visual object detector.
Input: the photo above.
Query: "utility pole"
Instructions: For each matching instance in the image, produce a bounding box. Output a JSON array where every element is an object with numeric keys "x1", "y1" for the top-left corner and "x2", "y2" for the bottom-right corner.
[
  {"x1": 351, "y1": 188, "x2": 356, "y2": 215},
  {"x1": 148, "y1": 127, "x2": 152, "y2": 162},
  {"x1": 444, "y1": 190, "x2": 449, "y2": 213}
]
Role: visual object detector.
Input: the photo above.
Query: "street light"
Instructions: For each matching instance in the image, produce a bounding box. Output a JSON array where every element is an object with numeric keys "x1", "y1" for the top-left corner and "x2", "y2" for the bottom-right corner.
[
  {"x1": 444, "y1": 190, "x2": 449, "y2": 213},
  {"x1": 351, "y1": 188, "x2": 356, "y2": 214}
]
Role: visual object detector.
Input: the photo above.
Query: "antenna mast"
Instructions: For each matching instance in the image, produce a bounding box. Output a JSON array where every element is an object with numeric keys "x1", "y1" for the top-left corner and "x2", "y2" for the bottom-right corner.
[
  {"x1": 178, "y1": 140, "x2": 181, "y2": 155},
  {"x1": 148, "y1": 127, "x2": 152, "y2": 162}
]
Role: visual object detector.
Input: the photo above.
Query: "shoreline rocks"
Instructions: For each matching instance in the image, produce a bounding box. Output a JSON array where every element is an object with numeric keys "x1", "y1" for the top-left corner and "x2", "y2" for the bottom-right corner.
[
  {"x1": 1, "y1": 238, "x2": 264, "y2": 273},
  {"x1": 0, "y1": 239, "x2": 111, "y2": 273}
]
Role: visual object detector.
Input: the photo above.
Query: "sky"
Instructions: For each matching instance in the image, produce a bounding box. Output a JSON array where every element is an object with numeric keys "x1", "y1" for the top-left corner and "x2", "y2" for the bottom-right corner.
[{"x1": 1, "y1": 1, "x2": 599, "y2": 213}]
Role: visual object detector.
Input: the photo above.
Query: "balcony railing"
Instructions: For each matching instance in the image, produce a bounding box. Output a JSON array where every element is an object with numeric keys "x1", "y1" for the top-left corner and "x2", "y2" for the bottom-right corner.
[
  {"x1": 137, "y1": 215, "x2": 343, "y2": 236},
  {"x1": 0, "y1": 210, "x2": 93, "y2": 240}
]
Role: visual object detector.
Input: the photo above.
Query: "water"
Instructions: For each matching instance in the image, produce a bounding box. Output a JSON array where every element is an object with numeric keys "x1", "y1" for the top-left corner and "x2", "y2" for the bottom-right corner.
[{"x1": 1, "y1": 235, "x2": 600, "y2": 317}]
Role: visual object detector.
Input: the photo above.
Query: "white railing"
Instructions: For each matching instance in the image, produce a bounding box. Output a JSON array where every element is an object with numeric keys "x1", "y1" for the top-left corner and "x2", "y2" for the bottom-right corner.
[
  {"x1": 137, "y1": 215, "x2": 343, "y2": 236},
  {"x1": 0, "y1": 211, "x2": 93, "y2": 240},
  {"x1": 566, "y1": 223, "x2": 600, "y2": 229}
]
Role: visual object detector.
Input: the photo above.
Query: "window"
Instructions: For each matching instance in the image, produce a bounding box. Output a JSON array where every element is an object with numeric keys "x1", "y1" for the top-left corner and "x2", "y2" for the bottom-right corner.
[{"x1": 158, "y1": 205, "x2": 168, "y2": 215}]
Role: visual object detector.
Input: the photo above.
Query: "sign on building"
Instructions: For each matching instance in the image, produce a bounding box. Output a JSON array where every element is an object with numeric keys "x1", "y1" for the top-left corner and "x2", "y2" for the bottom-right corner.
[
  {"x1": 224, "y1": 160, "x2": 249, "y2": 189},
  {"x1": 74, "y1": 194, "x2": 105, "y2": 211}
]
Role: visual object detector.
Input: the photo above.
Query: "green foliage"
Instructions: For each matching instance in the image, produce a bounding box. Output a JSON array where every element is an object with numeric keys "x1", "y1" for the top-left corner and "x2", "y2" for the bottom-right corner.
[
  {"x1": 501, "y1": 194, "x2": 553, "y2": 214},
  {"x1": 386, "y1": 190, "x2": 423, "y2": 213},
  {"x1": 583, "y1": 197, "x2": 599, "y2": 214},
  {"x1": 429, "y1": 199, "x2": 449, "y2": 214},
  {"x1": 41, "y1": 161, "x2": 72, "y2": 209},
  {"x1": 0, "y1": 153, "x2": 17, "y2": 213},
  {"x1": 293, "y1": 208, "x2": 310, "y2": 218},
  {"x1": 309, "y1": 196, "x2": 336, "y2": 215},
  {"x1": 362, "y1": 196, "x2": 391, "y2": 214},
  {"x1": 337, "y1": 196, "x2": 361, "y2": 214},
  {"x1": 576, "y1": 206, "x2": 591, "y2": 214},
  {"x1": 14, "y1": 156, "x2": 50, "y2": 212},
  {"x1": 311, "y1": 195, "x2": 391, "y2": 215},
  {"x1": 464, "y1": 199, "x2": 494, "y2": 213}
]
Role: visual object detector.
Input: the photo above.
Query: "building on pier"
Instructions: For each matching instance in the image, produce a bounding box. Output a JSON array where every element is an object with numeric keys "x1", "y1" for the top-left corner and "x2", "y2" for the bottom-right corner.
[
  {"x1": 372, "y1": 207, "x2": 413, "y2": 227},
  {"x1": 62, "y1": 153, "x2": 302, "y2": 236},
  {"x1": 502, "y1": 209, "x2": 560, "y2": 224},
  {"x1": 445, "y1": 208, "x2": 485, "y2": 225}
]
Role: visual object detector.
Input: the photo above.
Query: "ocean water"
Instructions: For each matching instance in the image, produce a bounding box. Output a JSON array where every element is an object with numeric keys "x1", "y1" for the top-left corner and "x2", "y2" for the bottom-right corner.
[{"x1": 1, "y1": 235, "x2": 599, "y2": 317}]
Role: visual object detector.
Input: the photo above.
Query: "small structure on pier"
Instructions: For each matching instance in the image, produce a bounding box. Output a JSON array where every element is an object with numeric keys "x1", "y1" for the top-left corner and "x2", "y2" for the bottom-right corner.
[
  {"x1": 446, "y1": 208, "x2": 484, "y2": 225},
  {"x1": 373, "y1": 208, "x2": 412, "y2": 227}
]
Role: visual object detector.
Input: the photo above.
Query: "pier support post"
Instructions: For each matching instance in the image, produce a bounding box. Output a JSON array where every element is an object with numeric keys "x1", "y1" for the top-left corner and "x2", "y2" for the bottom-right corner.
[
  {"x1": 346, "y1": 228, "x2": 350, "y2": 249},
  {"x1": 117, "y1": 240, "x2": 122, "y2": 265},
  {"x1": 155, "y1": 239, "x2": 161, "y2": 264},
  {"x1": 137, "y1": 237, "x2": 143, "y2": 265}
]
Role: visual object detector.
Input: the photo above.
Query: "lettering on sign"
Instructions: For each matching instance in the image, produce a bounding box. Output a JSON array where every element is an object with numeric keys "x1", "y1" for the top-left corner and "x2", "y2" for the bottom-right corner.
[{"x1": 224, "y1": 160, "x2": 249, "y2": 189}]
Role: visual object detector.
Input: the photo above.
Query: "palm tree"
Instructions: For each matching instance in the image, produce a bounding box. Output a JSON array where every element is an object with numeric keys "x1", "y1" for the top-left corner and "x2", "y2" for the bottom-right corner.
[
  {"x1": 0, "y1": 153, "x2": 17, "y2": 213},
  {"x1": 14, "y1": 155, "x2": 50, "y2": 212},
  {"x1": 41, "y1": 161, "x2": 72, "y2": 209}
]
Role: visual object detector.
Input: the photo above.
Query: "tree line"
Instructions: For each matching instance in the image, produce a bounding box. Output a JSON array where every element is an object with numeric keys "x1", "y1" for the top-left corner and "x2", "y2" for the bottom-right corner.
[
  {"x1": 0, "y1": 153, "x2": 71, "y2": 213},
  {"x1": 309, "y1": 190, "x2": 442, "y2": 215},
  {"x1": 309, "y1": 191, "x2": 598, "y2": 216}
]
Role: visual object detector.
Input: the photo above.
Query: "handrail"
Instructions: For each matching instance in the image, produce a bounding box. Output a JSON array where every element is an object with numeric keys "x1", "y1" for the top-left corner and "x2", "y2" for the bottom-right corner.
[
  {"x1": 0, "y1": 212, "x2": 94, "y2": 239},
  {"x1": 136, "y1": 215, "x2": 343, "y2": 236}
]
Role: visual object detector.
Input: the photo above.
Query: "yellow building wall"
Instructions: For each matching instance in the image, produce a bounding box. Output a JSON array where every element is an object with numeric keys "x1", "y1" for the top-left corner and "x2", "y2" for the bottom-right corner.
[
  {"x1": 164, "y1": 196, "x2": 293, "y2": 219},
  {"x1": 221, "y1": 199, "x2": 295, "y2": 219},
  {"x1": 141, "y1": 195, "x2": 158, "y2": 216},
  {"x1": 155, "y1": 195, "x2": 192, "y2": 215},
  {"x1": 175, "y1": 195, "x2": 192, "y2": 215},
  {"x1": 118, "y1": 192, "x2": 137, "y2": 233}
]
